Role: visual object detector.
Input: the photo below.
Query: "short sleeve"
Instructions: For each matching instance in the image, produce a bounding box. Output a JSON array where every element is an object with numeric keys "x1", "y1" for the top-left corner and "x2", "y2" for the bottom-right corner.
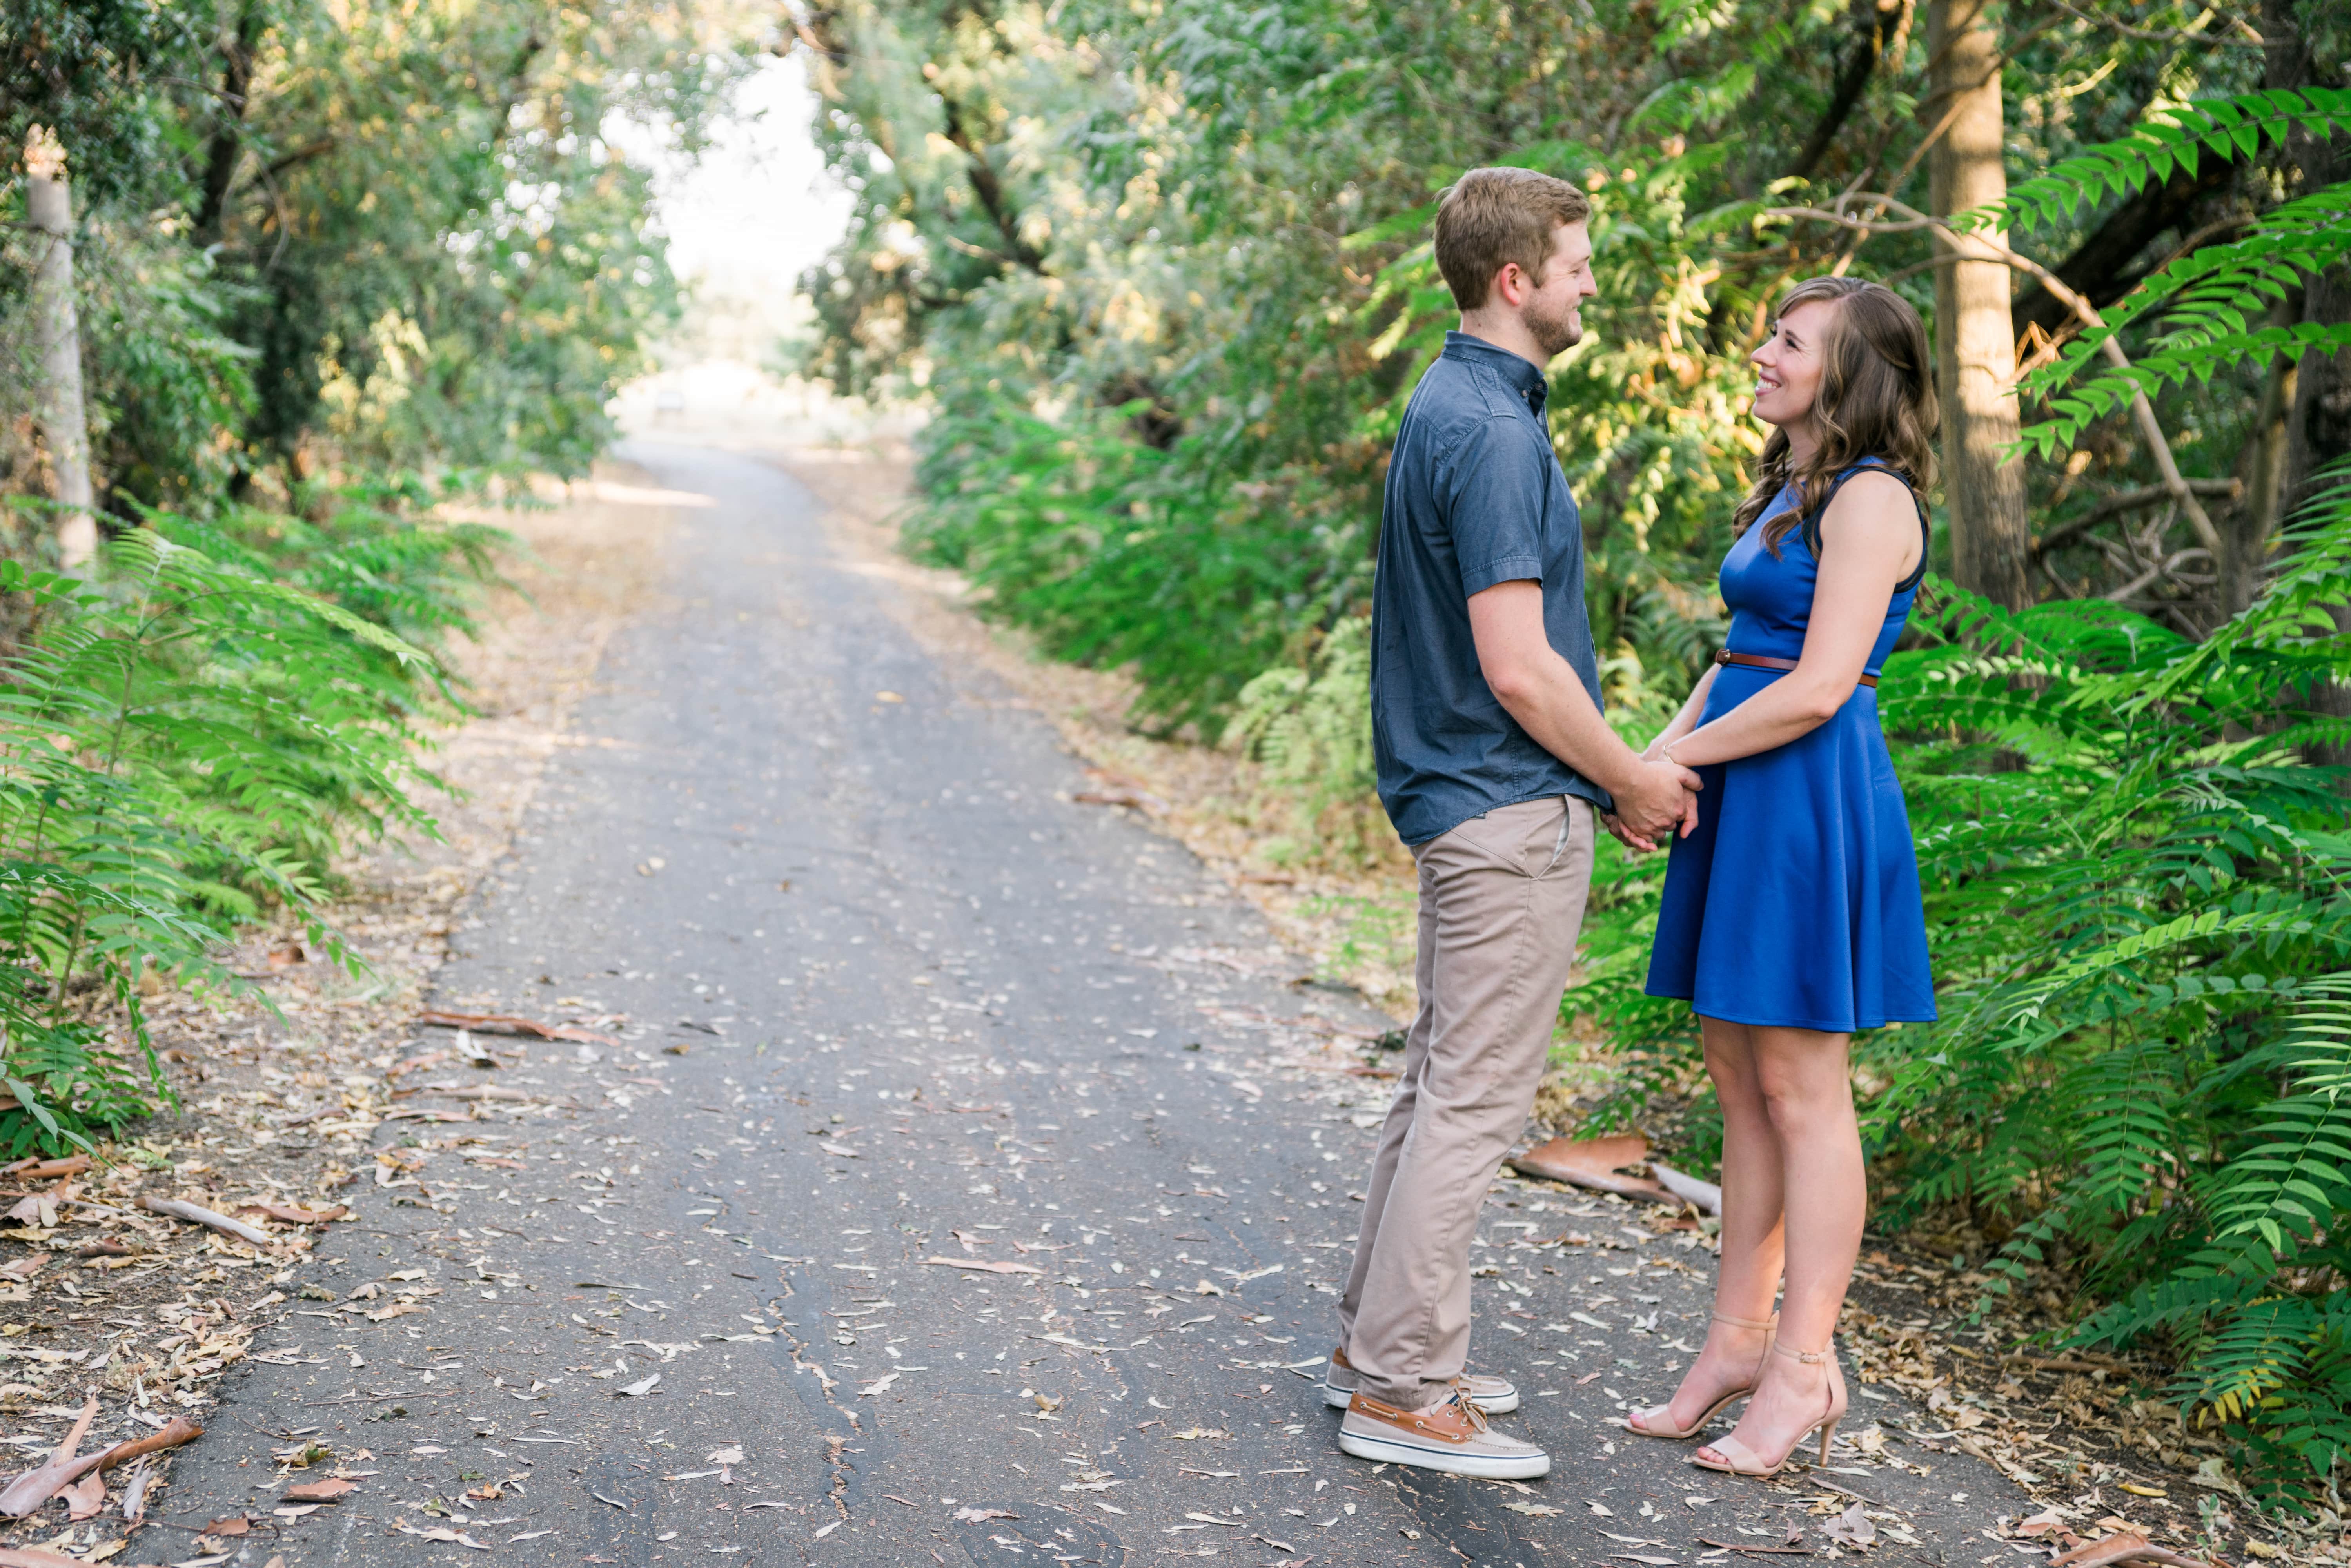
[{"x1": 1440, "y1": 417, "x2": 1554, "y2": 598}]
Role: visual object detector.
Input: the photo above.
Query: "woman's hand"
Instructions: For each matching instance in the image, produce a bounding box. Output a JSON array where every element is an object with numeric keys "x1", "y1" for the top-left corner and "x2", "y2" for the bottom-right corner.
[{"x1": 1603, "y1": 811, "x2": 1661, "y2": 853}]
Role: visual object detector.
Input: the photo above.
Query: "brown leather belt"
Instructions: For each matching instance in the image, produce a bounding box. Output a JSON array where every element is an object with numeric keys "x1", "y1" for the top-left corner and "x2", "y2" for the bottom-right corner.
[{"x1": 1715, "y1": 648, "x2": 1878, "y2": 688}]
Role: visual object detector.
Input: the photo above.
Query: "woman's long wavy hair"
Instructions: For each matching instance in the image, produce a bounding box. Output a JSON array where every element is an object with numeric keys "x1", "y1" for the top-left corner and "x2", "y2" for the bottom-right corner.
[{"x1": 1732, "y1": 276, "x2": 1940, "y2": 554}]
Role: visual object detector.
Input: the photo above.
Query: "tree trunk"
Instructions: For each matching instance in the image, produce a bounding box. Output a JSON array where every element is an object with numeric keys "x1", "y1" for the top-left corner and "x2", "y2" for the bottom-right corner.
[
  {"x1": 1925, "y1": 0, "x2": 2031, "y2": 610},
  {"x1": 2221, "y1": 301, "x2": 2297, "y2": 620},
  {"x1": 24, "y1": 130, "x2": 96, "y2": 573}
]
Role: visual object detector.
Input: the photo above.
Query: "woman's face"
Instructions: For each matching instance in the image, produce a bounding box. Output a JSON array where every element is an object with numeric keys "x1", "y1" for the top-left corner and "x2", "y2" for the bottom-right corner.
[{"x1": 1750, "y1": 297, "x2": 1839, "y2": 431}]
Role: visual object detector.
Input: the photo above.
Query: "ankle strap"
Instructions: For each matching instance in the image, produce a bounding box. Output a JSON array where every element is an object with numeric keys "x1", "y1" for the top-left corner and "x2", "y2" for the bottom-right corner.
[
  {"x1": 1711, "y1": 1311, "x2": 1779, "y2": 1332},
  {"x1": 1773, "y1": 1339, "x2": 1834, "y2": 1365}
]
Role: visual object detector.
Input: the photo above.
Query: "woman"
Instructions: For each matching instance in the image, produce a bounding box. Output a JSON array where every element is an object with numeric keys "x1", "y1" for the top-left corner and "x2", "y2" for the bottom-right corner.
[{"x1": 1611, "y1": 276, "x2": 1939, "y2": 1477}]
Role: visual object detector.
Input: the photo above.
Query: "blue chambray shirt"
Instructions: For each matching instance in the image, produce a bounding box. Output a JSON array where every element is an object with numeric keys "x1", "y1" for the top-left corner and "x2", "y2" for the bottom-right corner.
[{"x1": 1370, "y1": 331, "x2": 1612, "y2": 846}]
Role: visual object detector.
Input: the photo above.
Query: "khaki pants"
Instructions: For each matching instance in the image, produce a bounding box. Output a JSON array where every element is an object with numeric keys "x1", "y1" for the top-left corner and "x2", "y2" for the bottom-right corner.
[{"x1": 1338, "y1": 794, "x2": 1596, "y2": 1410}]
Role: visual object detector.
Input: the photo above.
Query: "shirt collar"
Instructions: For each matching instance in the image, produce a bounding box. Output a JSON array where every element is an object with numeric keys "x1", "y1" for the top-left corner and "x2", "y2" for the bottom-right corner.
[{"x1": 1443, "y1": 330, "x2": 1549, "y2": 413}]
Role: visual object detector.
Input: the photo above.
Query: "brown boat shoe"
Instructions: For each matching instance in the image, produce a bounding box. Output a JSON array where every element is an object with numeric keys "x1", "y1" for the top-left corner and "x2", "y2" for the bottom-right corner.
[
  {"x1": 1322, "y1": 1345, "x2": 1521, "y2": 1414},
  {"x1": 1336, "y1": 1387, "x2": 1550, "y2": 1479}
]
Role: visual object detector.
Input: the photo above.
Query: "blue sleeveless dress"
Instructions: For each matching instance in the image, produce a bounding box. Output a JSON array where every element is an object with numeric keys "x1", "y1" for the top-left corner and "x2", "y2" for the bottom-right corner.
[{"x1": 1642, "y1": 464, "x2": 1937, "y2": 1033}]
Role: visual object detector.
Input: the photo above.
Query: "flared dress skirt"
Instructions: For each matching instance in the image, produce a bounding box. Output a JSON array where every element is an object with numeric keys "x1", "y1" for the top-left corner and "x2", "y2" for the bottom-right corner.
[{"x1": 1643, "y1": 669, "x2": 1937, "y2": 1033}]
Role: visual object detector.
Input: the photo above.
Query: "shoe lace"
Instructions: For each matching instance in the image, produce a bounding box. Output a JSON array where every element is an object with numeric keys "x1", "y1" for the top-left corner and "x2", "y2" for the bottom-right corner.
[{"x1": 1449, "y1": 1390, "x2": 1490, "y2": 1433}]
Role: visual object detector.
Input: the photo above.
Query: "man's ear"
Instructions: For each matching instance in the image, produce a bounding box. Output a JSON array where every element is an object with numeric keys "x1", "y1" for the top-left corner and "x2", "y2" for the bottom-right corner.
[{"x1": 1490, "y1": 262, "x2": 1529, "y2": 310}]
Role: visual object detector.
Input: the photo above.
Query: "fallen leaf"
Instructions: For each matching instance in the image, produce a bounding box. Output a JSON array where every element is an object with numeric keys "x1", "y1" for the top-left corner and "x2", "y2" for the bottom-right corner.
[
  {"x1": 952, "y1": 1507, "x2": 1019, "y2": 1523},
  {"x1": 706, "y1": 1446, "x2": 744, "y2": 1465},
  {"x1": 1820, "y1": 1503, "x2": 1875, "y2": 1548},
  {"x1": 396, "y1": 1524, "x2": 489, "y2": 1549},
  {"x1": 2052, "y1": 1532, "x2": 2154, "y2": 1568},
  {"x1": 1504, "y1": 1501, "x2": 1565, "y2": 1517},
  {"x1": 62, "y1": 1472, "x2": 103, "y2": 1522},
  {"x1": 0, "y1": 1394, "x2": 98, "y2": 1517},
  {"x1": 922, "y1": 1256, "x2": 1043, "y2": 1276},
  {"x1": 618, "y1": 1373, "x2": 660, "y2": 1397},
  {"x1": 282, "y1": 1478, "x2": 355, "y2": 1503}
]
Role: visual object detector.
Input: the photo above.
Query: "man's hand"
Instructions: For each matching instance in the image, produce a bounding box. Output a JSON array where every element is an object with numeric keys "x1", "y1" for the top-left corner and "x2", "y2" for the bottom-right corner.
[
  {"x1": 1601, "y1": 812, "x2": 1658, "y2": 853},
  {"x1": 1469, "y1": 581, "x2": 1705, "y2": 835},
  {"x1": 1612, "y1": 756, "x2": 1701, "y2": 844}
]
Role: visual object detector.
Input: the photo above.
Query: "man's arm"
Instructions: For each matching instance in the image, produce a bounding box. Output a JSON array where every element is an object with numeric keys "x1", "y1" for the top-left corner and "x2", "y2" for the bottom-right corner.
[{"x1": 1467, "y1": 579, "x2": 1699, "y2": 843}]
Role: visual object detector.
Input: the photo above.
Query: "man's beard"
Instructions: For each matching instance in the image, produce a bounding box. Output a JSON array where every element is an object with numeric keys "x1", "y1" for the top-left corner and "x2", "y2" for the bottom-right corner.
[{"x1": 1525, "y1": 296, "x2": 1582, "y2": 358}]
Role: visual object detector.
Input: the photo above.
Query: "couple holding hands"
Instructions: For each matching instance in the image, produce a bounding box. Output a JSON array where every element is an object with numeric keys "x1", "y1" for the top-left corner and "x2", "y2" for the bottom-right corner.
[{"x1": 1323, "y1": 167, "x2": 1938, "y2": 1482}]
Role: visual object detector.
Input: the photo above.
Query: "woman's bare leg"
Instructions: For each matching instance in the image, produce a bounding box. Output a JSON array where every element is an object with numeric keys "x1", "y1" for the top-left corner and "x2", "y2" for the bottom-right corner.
[
  {"x1": 1638, "y1": 1017, "x2": 1784, "y2": 1432},
  {"x1": 1696, "y1": 1025, "x2": 1863, "y2": 1465}
]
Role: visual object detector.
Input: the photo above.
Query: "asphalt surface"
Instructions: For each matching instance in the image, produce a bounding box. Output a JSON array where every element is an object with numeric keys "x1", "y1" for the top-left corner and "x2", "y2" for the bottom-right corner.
[{"x1": 163, "y1": 440, "x2": 2032, "y2": 1566}]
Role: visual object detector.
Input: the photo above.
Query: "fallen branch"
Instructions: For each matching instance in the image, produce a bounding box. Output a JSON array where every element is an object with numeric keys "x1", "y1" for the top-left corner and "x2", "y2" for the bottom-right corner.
[
  {"x1": 418, "y1": 1008, "x2": 616, "y2": 1046},
  {"x1": 93, "y1": 1417, "x2": 202, "y2": 1474},
  {"x1": 1700, "y1": 1542, "x2": 1812, "y2": 1557},
  {"x1": 235, "y1": 1203, "x2": 349, "y2": 1227},
  {"x1": 141, "y1": 1195, "x2": 282, "y2": 1249},
  {"x1": 0, "y1": 1156, "x2": 90, "y2": 1180},
  {"x1": 1650, "y1": 1161, "x2": 1724, "y2": 1216},
  {"x1": 410, "y1": 1085, "x2": 559, "y2": 1105}
]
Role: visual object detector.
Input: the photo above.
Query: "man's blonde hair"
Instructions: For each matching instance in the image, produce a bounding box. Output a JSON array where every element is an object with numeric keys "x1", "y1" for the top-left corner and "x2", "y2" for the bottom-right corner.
[{"x1": 1432, "y1": 167, "x2": 1592, "y2": 311}]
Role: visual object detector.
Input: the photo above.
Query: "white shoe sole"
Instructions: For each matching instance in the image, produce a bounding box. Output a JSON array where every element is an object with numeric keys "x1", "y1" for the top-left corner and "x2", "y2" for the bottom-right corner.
[
  {"x1": 1324, "y1": 1381, "x2": 1521, "y2": 1415},
  {"x1": 1336, "y1": 1426, "x2": 1550, "y2": 1480}
]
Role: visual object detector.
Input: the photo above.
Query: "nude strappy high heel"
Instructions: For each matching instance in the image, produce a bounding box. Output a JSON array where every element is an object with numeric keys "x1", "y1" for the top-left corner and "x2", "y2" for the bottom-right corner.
[
  {"x1": 1625, "y1": 1311, "x2": 1777, "y2": 1441},
  {"x1": 1689, "y1": 1337, "x2": 1847, "y2": 1477}
]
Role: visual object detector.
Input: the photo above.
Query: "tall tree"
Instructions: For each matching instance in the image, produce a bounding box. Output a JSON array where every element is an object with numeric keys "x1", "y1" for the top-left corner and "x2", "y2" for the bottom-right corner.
[
  {"x1": 1926, "y1": 0, "x2": 2031, "y2": 610},
  {"x1": 2268, "y1": 0, "x2": 2351, "y2": 752},
  {"x1": 23, "y1": 129, "x2": 94, "y2": 570}
]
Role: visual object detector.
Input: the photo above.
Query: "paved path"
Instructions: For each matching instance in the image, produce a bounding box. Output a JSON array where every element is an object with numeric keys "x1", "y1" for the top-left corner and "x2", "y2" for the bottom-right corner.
[{"x1": 165, "y1": 441, "x2": 2029, "y2": 1566}]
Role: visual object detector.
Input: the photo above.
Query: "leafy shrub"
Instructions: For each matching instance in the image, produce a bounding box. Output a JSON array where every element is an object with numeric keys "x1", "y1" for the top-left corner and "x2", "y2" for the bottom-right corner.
[
  {"x1": 1229, "y1": 615, "x2": 1384, "y2": 865},
  {"x1": 907, "y1": 402, "x2": 1326, "y2": 736},
  {"x1": 0, "y1": 499, "x2": 500, "y2": 1155}
]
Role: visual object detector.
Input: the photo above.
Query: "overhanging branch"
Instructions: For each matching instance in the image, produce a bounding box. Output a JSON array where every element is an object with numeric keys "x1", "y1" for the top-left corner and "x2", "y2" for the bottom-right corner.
[{"x1": 1762, "y1": 194, "x2": 2224, "y2": 555}]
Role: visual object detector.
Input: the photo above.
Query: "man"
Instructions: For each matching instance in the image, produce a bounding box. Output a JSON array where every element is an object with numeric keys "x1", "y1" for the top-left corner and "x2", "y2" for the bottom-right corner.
[{"x1": 1328, "y1": 167, "x2": 1701, "y2": 1481}]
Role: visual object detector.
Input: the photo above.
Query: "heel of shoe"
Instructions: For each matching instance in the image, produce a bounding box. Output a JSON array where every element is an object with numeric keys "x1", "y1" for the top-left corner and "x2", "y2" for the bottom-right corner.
[{"x1": 1815, "y1": 1417, "x2": 1839, "y2": 1466}]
